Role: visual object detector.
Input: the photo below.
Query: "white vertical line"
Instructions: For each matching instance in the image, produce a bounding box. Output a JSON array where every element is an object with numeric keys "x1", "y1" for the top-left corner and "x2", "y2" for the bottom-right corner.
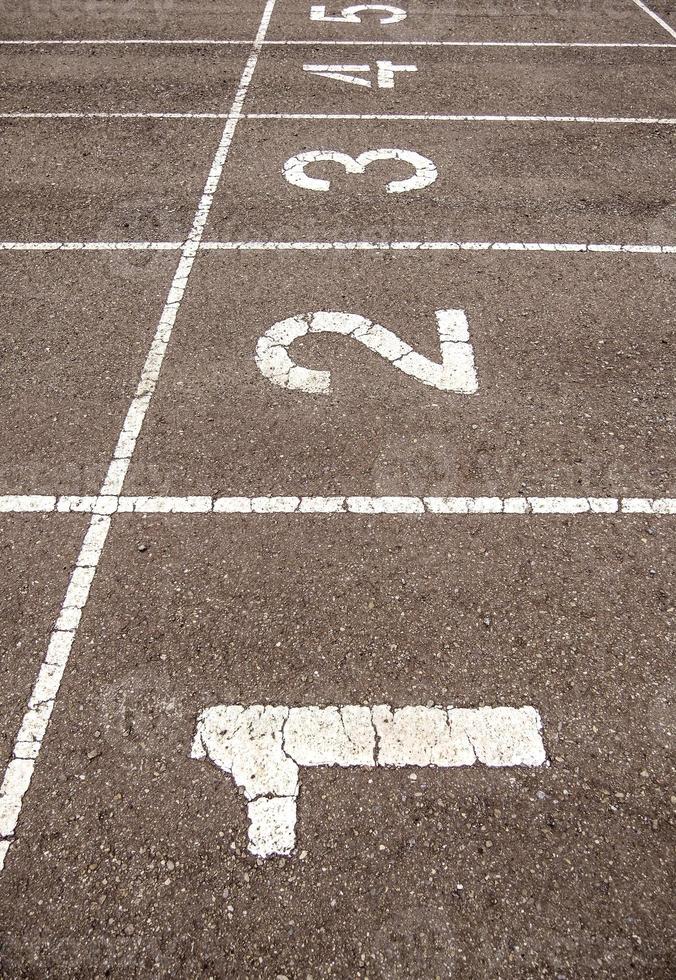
[
  {"x1": 0, "y1": 0, "x2": 279, "y2": 872},
  {"x1": 629, "y1": 0, "x2": 676, "y2": 39}
]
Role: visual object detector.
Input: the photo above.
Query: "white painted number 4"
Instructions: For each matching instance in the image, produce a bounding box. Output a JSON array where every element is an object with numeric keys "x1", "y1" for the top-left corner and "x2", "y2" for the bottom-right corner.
[
  {"x1": 303, "y1": 61, "x2": 416, "y2": 89},
  {"x1": 310, "y1": 4, "x2": 407, "y2": 23}
]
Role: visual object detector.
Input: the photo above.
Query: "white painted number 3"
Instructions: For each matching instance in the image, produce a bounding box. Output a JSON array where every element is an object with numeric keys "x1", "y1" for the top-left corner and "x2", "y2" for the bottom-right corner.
[
  {"x1": 283, "y1": 149, "x2": 438, "y2": 194},
  {"x1": 255, "y1": 309, "x2": 479, "y2": 395},
  {"x1": 311, "y1": 4, "x2": 407, "y2": 24}
]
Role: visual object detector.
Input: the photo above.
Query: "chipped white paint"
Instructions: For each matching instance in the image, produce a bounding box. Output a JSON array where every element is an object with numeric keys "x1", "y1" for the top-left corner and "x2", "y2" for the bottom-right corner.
[
  {"x1": 255, "y1": 309, "x2": 478, "y2": 394},
  {"x1": 2, "y1": 240, "x2": 675, "y2": 254},
  {"x1": 0, "y1": 0, "x2": 281, "y2": 873},
  {"x1": 0, "y1": 495, "x2": 674, "y2": 516},
  {"x1": 267, "y1": 38, "x2": 676, "y2": 47},
  {"x1": 192, "y1": 704, "x2": 546, "y2": 857},
  {"x1": 8, "y1": 112, "x2": 673, "y2": 126},
  {"x1": 310, "y1": 4, "x2": 406, "y2": 24},
  {"x1": 1, "y1": 39, "x2": 674, "y2": 48},
  {"x1": 630, "y1": 0, "x2": 676, "y2": 40},
  {"x1": 202, "y1": 240, "x2": 676, "y2": 253},
  {"x1": 282, "y1": 148, "x2": 437, "y2": 193},
  {"x1": 252, "y1": 112, "x2": 676, "y2": 124},
  {"x1": 302, "y1": 60, "x2": 416, "y2": 88}
]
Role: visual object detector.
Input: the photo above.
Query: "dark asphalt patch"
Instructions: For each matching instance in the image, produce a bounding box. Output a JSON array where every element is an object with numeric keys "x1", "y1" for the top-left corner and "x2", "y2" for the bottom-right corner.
[
  {"x1": 125, "y1": 250, "x2": 675, "y2": 497},
  {"x1": 0, "y1": 252, "x2": 178, "y2": 493},
  {"x1": 0, "y1": 515, "x2": 87, "y2": 763},
  {"x1": 0, "y1": 45, "x2": 250, "y2": 114},
  {"x1": 0, "y1": 515, "x2": 671, "y2": 977},
  {"x1": 0, "y1": 119, "x2": 224, "y2": 240},
  {"x1": 0, "y1": 0, "x2": 267, "y2": 42}
]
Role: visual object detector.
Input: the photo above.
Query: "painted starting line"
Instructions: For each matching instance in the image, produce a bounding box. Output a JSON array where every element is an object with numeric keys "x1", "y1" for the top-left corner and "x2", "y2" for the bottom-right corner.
[
  {"x1": 2, "y1": 112, "x2": 675, "y2": 125},
  {"x1": 1, "y1": 495, "x2": 674, "y2": 516},
  {"x1": 2, "y1": 241, "x2": 675, "y2": 254},
  {"x1": 1, "y1": 39, "x2": 675, "y2": 47}
]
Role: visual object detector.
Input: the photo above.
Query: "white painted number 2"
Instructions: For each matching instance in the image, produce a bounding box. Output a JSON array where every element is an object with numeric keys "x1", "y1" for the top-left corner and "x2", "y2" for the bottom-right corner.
[
  {"x1": 283, "y1": 149, "x2": 437, "y2": 194},
  {"x1": 310, "y1": 4, "x2": 407, "y2": 24},
  {"x1": 303, "y1": 61, "x2": 417, "y2": 89},
  {"x1": 255, "y1": 309, "x2": 479, "y2": 395}
]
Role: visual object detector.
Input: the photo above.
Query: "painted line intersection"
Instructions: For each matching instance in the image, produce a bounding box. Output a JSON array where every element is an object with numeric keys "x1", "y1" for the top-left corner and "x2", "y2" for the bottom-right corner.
[{"x1": 0, "y1": 2, "x2": 674, "y2": 970}]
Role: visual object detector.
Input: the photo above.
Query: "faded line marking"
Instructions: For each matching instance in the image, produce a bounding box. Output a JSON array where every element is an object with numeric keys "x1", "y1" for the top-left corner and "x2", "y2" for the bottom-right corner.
[
  {"x1": 1, "y1": 495, "x2": 673, "y2": 515},
  {"x1": 0, "y1": 241, "x2": 182, "y2": 251},
  {"x1": 629, "y1": 0, "x2": 676, "y2": 40},
  {"x1": 1, "y1": 39, "x2": 674, "y2": 48},
  {"x1": 192, "y1": 704, "x2": 547, "y2": 857},
  {"x1": 4, "y1": 112, "x2": 675, "y2": 125},
  {"x1": 248, "y1": 112, "x2": 676, "y2": 124},
  {"x1": 0, "y1": 0, "x2": 280, "y2": 873},
  {"x1": 199, "y1": 240, "x2": 676, "y2": 254},
  {"x1": 1, "y1": 240, "x2": 675, "y2": 254}
]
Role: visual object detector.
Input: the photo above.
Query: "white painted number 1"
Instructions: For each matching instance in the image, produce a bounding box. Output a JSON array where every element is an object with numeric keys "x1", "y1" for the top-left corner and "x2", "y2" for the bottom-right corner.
[
  {"x1": 255, "y1": 309, "x2": 479, "y2": 395},
  {"x1": 303, "y1": 61, "x2": 417, "y2": 89},
  {"x1": 311, "y1": 4, "x2": 407, "y2": 23}
]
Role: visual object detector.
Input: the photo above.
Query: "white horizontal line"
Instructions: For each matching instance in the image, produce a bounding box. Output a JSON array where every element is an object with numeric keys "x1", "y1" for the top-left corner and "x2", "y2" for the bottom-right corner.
[
  {"x1": 0, "y1": 38, "x2": 253, "y2": 45},
  {"x1": 2, "y1": 111, "x2": 674, "y2": 125},
  {"x1": 247, "y1": 112, "x2": 676, "y2": 124},
  {"x1": 0, "y1": 38, "x2": 674, "y2": 48},
  {"x1": 0, "y1": 112, "x2": 230, "y2": 120},
  {"x1": 1, "y1": 495, "x2": 673, "y2": 516},
  {"x1": 1, "y1": 241, "x2": 674, "y2": 254},
  {"x1": 199, "y1": 241, "x2": 676, "y2": 254},
  {"x1": 0, "y1": 241, "x2": 182, "y2": 251}
]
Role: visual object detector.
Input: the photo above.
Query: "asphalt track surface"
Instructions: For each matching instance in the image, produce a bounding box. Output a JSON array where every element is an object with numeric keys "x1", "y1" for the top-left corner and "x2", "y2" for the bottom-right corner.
[{"x1": 0, "y1": 1, "x2": 674, "y2": 977}]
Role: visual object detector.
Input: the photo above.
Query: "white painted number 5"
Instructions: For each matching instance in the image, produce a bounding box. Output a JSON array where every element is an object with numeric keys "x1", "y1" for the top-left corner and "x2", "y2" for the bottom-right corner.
[
  {"x1": 310, "y1": 4, "x2": 407, "y2": 23},
  {"x1": 283, "y1": 149, "x2": 438, "y2": 194}
]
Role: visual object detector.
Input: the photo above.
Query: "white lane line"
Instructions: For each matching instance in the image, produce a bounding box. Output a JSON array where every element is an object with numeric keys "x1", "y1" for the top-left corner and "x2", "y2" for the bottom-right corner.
[
  {"x1": 247, "y1": 112, "x2": 676, "y2": 124},
  {"x1": 0, "y1": 241, "x2": 182, "y2": 251},
  {"x1": 1, "y1": 495, "x2": 673, "y2": 515},
  {"x1": 630, "y1": 0, "x2": 676, "y2": 40},
  {"x1": 0, "y1": 38, "x2": 253, "y2": 45},
  {"x1": 265, "y1": 39, "x2": 676, "y2": 48},
  {"x1": 0, "y1": 0, "x2": 279, "y2": 873},
  {"x1": 0, "y1": 112, "x2": 232, "y2": 119},
  {"x1": 0, "y1": 38, "x2": 674, "y2": 47},
  {"x1": 200, "y1": 241, "x2": 676, "y2": 254},
  {"x1": 192, "y1": 703, "x2": 547, "y2": 857},
  {"x1": 2, "y1": 241, "x2": 675, "y2": 253},
  {"x1": 3, "y1": 112, "x2": 675, "y2": 125}
]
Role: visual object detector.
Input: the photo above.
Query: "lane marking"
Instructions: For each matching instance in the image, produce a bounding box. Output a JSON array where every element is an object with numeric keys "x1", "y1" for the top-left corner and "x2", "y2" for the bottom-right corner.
[
  {"x1": 310, "y1": 4, "x2": 407, "y2": 24},
  {"x1": 249, "y1": 112, "x2": 676, "y2": 124},
  {"x1": 192, "y1": 703, "x2": 546, "y2": 858},
  {"x1": 1, "y1": 241, "x2": 675, "y2": 254},
  {"x1": 200, "y1": 241, "x2": 676, "y2": 253},
  {"x1": 266, "y1": 38, "x2": 676, "y2": 47},
  {"x1": 0, "y1": 39, "x2": 674, "y2": 48},
  {"x1": 255, "y1": 309, "x2": 478, "y2": 394},
  {"x1": 282, "y1": 148, "x2": 438, "y2": 193},
  {"x1": 2, "y1": 112, "x2": 675, "y2": 124},
  {"x1": 630, "y1": 0, "x2": 676, "y2": 40},
  {"x1": 302, "y1": 59, "x2": 417, "y2": 88},
  {"x1": 0, "y1": 0, "x2": 280, "y2": 873},
  {"x1": 0, "y1": 241, "x2": 183, "y2": 251},
  {"x1": 1, "y1": 495, "x2": 673, "y2": 515}
]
